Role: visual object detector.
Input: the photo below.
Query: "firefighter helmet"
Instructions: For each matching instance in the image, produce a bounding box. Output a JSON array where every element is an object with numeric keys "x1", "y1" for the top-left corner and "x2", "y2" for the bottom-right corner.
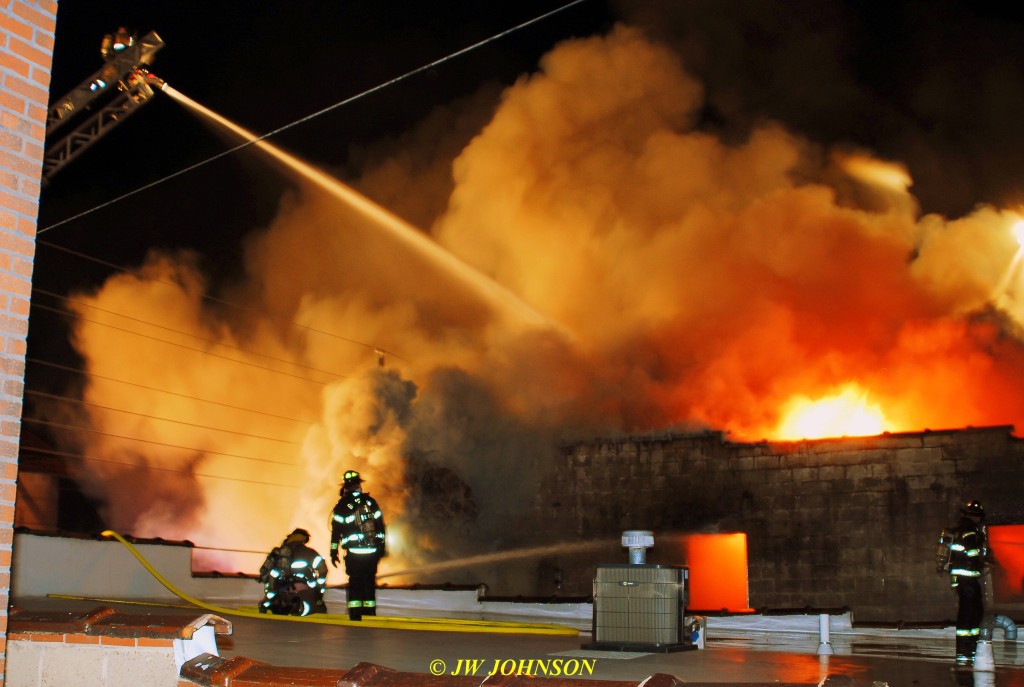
[
  {"x1": 343, "y1": 470, "x2": 363, "y2": 485},
  {"x1": 285, "y1": 528, "x2": 311, "y2": 544},
  {"x1": 961, "y1": 500, "x2": 985, "y2": 518}
]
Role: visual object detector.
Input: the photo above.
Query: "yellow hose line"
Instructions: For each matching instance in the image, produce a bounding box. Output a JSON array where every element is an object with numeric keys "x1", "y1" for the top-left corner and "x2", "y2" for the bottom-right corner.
[{"x1": 99, "y1": 530, "x2": 579, "y2": 636}]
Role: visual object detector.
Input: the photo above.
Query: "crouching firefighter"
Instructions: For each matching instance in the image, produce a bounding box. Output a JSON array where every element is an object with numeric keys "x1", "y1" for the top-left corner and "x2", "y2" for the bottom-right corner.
[
  {"x1": 947, "y1": 500, "x2": 988, "y2": 666},
  {"x1": 258, "y1": 528, "x2": 328, "y2": 616},
  {"x1": 330, "y1": 470, "x2": 387, "y2": 621}
]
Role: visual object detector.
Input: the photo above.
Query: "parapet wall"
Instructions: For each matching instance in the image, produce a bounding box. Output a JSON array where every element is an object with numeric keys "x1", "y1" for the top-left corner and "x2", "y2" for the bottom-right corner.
[{"x1": 526, "y1": 425, "x2": 1024, "y2": 623}]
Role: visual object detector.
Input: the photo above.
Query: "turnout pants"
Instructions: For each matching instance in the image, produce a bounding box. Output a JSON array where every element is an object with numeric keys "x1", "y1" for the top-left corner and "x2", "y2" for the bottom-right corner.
[
  {"x1": 344, "y1": 551, "x2": 380, "y2": 620},
  {"x1": 955, "y1": 577, "x2": 983, "y2": 664}
]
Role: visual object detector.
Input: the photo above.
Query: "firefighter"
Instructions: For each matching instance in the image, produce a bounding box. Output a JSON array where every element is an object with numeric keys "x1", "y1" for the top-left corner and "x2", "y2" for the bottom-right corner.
[
  {"x1": 948, "y1": 500, "x2": 988, "y2": 665},
  {"x1": 258, "y1": 528, "x2": 328, "y2": 616},
  {"x1": 330, "y1": 469, "x2": 387, "y2": 621}
]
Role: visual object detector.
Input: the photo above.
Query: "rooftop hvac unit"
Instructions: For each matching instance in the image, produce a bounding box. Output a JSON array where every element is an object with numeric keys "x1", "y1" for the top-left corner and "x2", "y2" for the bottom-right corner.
[{"x1": 584, "y1": 563, "x2": 695, "y2": 652}]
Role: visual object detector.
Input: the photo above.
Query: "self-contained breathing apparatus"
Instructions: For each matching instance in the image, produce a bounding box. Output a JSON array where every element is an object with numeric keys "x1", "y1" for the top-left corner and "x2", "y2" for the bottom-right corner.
[{"x1": 258, "y1": 529, "x2": 327, "y2": 616}]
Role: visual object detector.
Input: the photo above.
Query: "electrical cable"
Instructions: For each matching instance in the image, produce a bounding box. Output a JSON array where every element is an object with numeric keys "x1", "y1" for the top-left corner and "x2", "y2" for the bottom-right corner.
[
  {"x1": 37, "y1": 0, "x2": 589, "y2": 235},
  {"x1": 18, "y1": 444, "x2": 302, "y2": 489},
  {"x1": 27, "y1": 357, "x2": 318, "y2": 425},
  {"x1": 24, "y1": 388, "x2": 301, "y2": 446},
  {"x1": 33, "y1": 287, "x2": 348, "y2": 383},
  {"x1": 35, "y1": 239, "x2": 404, "y2": 362},
  {"x1": 31, "y1": 301, "x2": 330, "y2": 386},
  {"x1": 21, "y1": 416, "x2": 299, "y2": 468}
]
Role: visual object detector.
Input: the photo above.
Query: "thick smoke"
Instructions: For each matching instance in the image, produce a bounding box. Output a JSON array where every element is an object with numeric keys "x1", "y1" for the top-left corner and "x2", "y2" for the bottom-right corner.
[{"x1": 61, "y1": 22, "x2": 1024, "y2": 581}]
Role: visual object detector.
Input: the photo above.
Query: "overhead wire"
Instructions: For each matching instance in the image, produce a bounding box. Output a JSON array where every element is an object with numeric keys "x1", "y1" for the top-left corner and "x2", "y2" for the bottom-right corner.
[
  {"x1": 18, "y1": 444, "x2": 301, "y2": 489},
  {"x1": 32, "y1": 286, "x2": 345, "y2": 383},
  {"x1": 24, "y1": 388, "x2": 301, "y2": 446},
  {"x1": 21, "y1": 416, "x2": 300, "y2": 468},
  {"x1": 37, "y1": 0, "x2": 588, "y2": 235},
  {"x1": 34, "y1": 239, "x2": 405, "y2": 363},
  {"x1": 19, "y1": 1, "x2": 594, "y2": 558},
  {"x1": 26, "y1": 357, "x2": 317, "y2": 425}
]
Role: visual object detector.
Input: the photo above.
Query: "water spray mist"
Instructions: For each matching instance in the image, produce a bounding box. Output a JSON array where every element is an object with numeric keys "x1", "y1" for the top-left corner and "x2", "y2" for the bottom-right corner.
[{"x1": 161, "y1": 84, "x2": 562, "y2": 335}]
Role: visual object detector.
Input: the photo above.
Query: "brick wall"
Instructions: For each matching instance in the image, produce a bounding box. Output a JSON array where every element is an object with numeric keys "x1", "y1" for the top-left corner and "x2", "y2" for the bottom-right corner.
[
  {"x1": 0, "y1": 1, "x2": 56, "y2": 683},
  {"x1": 527, "y1": 426, "x2": 1024, "y2": 623}
]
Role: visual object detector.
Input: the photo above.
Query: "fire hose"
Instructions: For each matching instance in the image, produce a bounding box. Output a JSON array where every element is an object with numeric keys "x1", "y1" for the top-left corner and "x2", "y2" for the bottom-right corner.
[{"x1": 53, "y1": 530, "x2": 579, "y2": 636}]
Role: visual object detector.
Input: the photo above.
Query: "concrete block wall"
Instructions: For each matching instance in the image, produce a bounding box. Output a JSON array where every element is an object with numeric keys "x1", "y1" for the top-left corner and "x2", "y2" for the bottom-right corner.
[
  {"x1": 0, "y1": 1, "x2": 56, "y2": 683},
  {"x1": 5, "y1": 607, "x2": 230, "y2": 687},
  {"x1": 527, "y1": 426, "x2": 1024, "y2": 623}
]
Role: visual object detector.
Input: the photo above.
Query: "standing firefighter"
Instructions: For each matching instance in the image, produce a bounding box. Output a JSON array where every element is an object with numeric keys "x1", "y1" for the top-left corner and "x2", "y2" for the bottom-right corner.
[
  {"x1": 946, "y1": 500, "x2": 988, "y2": 666},
  {"x1": 330, "y1": 469, "x2": 387, "y2": 620},
  {"x1": 257, "y1": 528, "x2": 328, "y2": 616}
]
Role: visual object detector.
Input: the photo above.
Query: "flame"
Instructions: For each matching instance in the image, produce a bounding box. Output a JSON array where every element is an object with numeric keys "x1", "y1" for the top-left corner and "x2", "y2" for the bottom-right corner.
[
  {"x1": 50, "y1": 26, "x2": 1024, "y2": 579},
  {"x1": 775, "y1": 384, "x2": 889, "y2": 440},
  {"x1": 1014, "y1": 220, "x2": 1024, "y2": 248}
]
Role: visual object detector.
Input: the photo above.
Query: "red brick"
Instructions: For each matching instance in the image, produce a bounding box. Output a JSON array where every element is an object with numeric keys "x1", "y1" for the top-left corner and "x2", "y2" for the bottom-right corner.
[
  {"x1": 0, "y1": 14, "x2": 34, "y2": 42},
  {"x1": 99, "y1": 636, "x2": 135, "y2": 646},
  {"x1": 136, "y1": 637, "x2": 175, "y2": 647},
  {"x1": 11, "y1": 3, "x2": 56, "y2": 35},
  {"x1": 15, "y1": 216, "x2": 35, "y2": 235},
  {"x1": 0, "y1": 51, "x2": 30, "y2": 78},
  {"x1": 65, "y1": 633, "x2": 100, "y2": 645},
  {"x1": 10, "y1": 35, "x2": 49, "y2": 68},
  {"x1": 9, "y1": 296, "x2": 28, "y2": 316},
  {"x1": 0, "y1": 150, "x2": 38, "y2": 178},
  {"x1": 34, "y1": 30, "x2": 53, "y2": 52},
  {"x1": 25, "y1": 633, "x2": 62, "y2": 643},
  {"x1": 0, "y1": 90, "x2": 26, "y2": 114},
  {"x1": 1, "y1": 72, "x2": 47, "y2": 106},
  {"x1": 0, "y1": 190, "x2": 36, "y2": 217}
]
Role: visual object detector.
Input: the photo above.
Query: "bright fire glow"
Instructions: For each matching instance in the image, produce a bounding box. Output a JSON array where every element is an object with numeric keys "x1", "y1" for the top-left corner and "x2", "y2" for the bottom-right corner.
[
  {"x1": 1014, "y1": 220, "x2": 1024, "y2": 248},
  {"x1": 776, "y1": 384, "x2": 888, "y2": 440},
  {"x1": 683, "y1": 533, "x2": 751, "y2": 612},
  {"x1": 989, "y1": 525, "x2": 1024, "y2": 600}
]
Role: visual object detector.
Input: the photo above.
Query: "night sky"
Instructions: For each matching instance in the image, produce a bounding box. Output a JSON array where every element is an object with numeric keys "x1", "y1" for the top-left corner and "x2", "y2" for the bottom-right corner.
[
  {"x1": 33, "y1": 0, "x2": 611, "y2": 390},
  {"x1": 38, "y1": 1, "x2": 1024, "y2": 290}
]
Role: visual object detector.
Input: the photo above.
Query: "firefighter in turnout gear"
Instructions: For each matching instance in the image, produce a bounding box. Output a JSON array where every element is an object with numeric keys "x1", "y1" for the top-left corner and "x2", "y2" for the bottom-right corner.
[
  {"x1": 948, "y1": 500, "x2": 988, "y2": 665},
  {"x1": 258, "y1": 528, "x2": 328, "y2": 616},
  {"x1": 330, "y1": 470, "x2": 387, "y2": 620}
]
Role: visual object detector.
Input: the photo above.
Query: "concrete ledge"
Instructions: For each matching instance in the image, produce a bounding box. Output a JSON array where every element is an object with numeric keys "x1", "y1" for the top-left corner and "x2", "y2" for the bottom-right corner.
[
  {"x1": 5, "y1": 607, "x2": 231, "y2": 687},
  {"x1": 179, "y1": 657, "x2": 859, "y2": 687},
  {"x1": 181, "y1": 654, "x2": 348, "y2": 686}
]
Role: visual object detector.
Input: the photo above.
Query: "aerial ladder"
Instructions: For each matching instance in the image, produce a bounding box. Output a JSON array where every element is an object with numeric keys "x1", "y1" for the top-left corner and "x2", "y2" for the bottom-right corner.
[{"x1": 42, "y1": 27, "x2": 165, "y2": 185}]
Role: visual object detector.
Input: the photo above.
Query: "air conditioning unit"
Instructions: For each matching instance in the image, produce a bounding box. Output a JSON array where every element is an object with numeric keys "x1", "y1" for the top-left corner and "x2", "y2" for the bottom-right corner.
[{"x1": 583, "y1": 564, "x2": 694, "y2": 652}]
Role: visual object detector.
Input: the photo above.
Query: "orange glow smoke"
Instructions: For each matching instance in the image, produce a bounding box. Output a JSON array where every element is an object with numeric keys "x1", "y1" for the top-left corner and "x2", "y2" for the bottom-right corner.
[{"x1": 57, "y1": 25, "x2": 1024, "y2": 575}]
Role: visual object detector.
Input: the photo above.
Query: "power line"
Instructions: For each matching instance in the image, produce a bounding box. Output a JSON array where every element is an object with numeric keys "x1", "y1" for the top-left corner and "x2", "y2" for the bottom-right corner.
[
  {"x1": 33, "y1": 286, "x2": 346, "y2": 383},
  {"x1": 37, "y1": 0, "x2": 589, "y2": 235},
  {"x1": 18, "y1": 444, "x2": 301, "y2": 489},
  {"x1": 24, "y1": 389, "x2": 301, "y2": 446},
  {"x1": 26, "y1": 357, "x2": 317, "y2": 425},
  {"x1": 35, "y1": 238, "x2": 405, "y2": 362},
  {"x1": 31, "y1": 301, "x2": 330, "y2": 386},
  {"x1": 21, "y1": 416, "x2": 298, "y2": 468}
]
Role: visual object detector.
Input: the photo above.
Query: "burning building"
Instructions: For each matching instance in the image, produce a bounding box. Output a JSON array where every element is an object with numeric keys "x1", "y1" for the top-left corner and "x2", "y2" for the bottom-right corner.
[
  {"x1": 523, "y1": 425, "x2": 1024, "y2": 623},
  {"x1": 26, "y1": 9, "x2": 1024, "y2": 626}
]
